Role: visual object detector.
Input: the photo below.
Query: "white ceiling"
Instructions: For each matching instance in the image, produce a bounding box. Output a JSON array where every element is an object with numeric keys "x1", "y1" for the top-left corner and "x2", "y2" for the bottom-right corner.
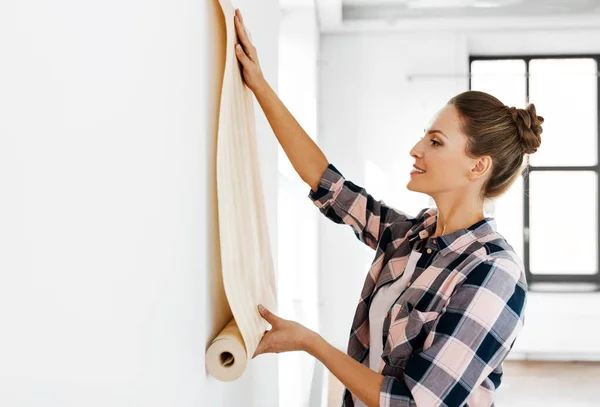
[
  {"x1": 342, "y1": 0, "x2": 600, "y2": 21},
  {"x1": 279, "y1": 0, "x2": 600, "y2": 31},
  {"x1": 279, "y1": 0, "x2": 315, "y2": 10}
]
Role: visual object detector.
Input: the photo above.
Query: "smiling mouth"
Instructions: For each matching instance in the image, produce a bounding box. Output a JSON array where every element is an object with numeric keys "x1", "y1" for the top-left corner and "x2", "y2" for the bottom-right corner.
[{"x1": 411, "y1": 166, "x2": 426, "y2": 175}]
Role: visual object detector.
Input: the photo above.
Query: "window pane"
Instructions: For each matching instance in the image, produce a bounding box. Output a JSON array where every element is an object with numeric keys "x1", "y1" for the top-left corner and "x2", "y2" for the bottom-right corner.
[
  {"x1": 471, "y1": 59, "x2": 527, "y2": 107},
  {"x1": 529, "y1": 171, "x2": 597, "y2": 275},
  {"x1": 529, "y1": 58, "x2": 598, "y2": 166},
  {"x1": 487, "y1": 175, "x2": 524, "y2": 262}
]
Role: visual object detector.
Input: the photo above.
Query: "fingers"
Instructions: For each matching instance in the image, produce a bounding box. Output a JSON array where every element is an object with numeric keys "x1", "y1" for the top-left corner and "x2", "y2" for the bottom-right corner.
[
  {"x1": 235, "y1": 8, "x2": 247, "y2": 32},
  {"x1": 234, "y1": 15, "x2": 252, "y2": 53},
  {"x1": 233, "y1": 11, "x2": 255, "y2": 59},
  {"x1": 236, "y1": 10, "x2": 252, "y2": 42},
  {"x1": 235, "y1": 8, "x2": 244, "y2": 24}
]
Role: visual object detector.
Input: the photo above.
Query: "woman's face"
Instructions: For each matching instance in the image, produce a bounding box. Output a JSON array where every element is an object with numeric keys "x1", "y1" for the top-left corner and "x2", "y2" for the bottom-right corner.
[{"x1": 406, "y1": 104, "x2": 478, "y2": 198}]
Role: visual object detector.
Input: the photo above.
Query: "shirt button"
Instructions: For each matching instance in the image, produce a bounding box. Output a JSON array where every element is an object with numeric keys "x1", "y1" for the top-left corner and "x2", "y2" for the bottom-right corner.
[{"x1": 426, "y1": 248, "x2": 432, "y2": 254}]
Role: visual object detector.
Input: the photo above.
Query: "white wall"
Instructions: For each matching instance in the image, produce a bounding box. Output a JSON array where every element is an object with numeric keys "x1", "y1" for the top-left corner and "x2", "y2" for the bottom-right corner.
[
  {"x1": 0, "y1": 0, "x2": 281, "y2": 405},
  {"x1": 277, "y1": 6, "x2": 323, "y2": 407},
  {"x1": 318, "y1": 24, "x2": 600, "y2": 359}
]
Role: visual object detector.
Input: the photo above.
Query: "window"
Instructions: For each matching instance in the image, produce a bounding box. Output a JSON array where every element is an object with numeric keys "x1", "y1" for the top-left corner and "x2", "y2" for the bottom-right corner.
[{"x1": 470, "y1": 55, "x2": 600, "y2": 291}]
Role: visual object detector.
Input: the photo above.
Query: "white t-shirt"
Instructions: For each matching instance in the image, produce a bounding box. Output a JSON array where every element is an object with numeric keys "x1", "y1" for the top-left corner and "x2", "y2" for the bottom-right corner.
[{"x1": 354, "y1": 249, "x2": 422, "y2": 407}]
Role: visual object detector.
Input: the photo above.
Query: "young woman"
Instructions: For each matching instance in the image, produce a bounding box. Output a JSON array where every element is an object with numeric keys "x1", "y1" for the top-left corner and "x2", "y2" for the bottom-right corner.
[{"x1": 233, "y1": 9, "x2": 544, "y2": 407}]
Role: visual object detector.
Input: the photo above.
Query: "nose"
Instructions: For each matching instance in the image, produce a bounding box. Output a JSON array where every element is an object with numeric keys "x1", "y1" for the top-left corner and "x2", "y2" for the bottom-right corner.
[{"x1": 410, "y1": 139, "x2": 424, "y2": 159}]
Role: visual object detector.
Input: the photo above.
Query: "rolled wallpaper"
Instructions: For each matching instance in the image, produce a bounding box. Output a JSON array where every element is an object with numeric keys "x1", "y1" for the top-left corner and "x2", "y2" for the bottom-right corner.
[{"x1": 205, "y1": 0, "x2": 277, "y2": 382}]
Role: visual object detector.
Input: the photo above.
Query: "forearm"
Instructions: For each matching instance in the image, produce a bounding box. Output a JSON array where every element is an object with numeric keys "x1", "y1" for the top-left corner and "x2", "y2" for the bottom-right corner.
[
  {"x1": 305, "y1": 333, "x2": 384, "y2": 407},
  {"x1": 252, "y1": 81, "x2": 329, "y2": 192}
]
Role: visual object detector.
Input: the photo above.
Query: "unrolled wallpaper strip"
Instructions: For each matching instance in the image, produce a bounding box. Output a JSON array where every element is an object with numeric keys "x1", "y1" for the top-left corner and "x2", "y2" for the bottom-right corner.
[{"x1": 205, "y1": 0, "x2": 277, "y2": 382}]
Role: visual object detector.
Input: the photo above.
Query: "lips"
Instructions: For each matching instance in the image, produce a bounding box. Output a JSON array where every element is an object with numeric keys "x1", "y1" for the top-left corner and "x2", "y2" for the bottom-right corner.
[{"x1": 412, "y1": 164, "x2": 426, "y2": 174}]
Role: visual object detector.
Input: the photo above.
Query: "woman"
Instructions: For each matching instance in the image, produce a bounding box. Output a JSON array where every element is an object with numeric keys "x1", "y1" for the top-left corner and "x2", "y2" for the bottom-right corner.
[{"x1": 233, "y1": 9, "x2": 543, "y2": 407}]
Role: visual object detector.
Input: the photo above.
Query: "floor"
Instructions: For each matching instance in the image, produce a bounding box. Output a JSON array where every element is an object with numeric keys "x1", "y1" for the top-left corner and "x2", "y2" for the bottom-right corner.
[{"x1": 327, "y1": 360, "x2": 600, "y2": 406}]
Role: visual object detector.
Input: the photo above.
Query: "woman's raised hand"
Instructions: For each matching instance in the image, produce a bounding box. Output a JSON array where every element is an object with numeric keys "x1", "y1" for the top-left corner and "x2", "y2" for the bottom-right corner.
[{"x1": 233, "y1": 9, "x2": 266, "y2": 93}]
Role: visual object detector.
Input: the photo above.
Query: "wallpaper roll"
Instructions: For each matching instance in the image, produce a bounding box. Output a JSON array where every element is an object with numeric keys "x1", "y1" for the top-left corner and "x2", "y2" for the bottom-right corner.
[{"x1": 205, "y1": 0, "x2": 277, "y2": 382}]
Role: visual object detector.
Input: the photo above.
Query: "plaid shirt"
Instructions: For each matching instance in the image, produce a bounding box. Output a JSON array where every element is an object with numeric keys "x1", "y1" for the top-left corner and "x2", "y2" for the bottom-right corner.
[{"x1": 308, "y1": 164, "x2": 527, "y2": 407}]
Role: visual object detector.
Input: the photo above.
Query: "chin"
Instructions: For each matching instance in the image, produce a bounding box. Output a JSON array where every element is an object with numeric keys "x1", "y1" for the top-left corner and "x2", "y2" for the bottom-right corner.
[
  {"x1": 406, "y1": 179, "x2": 420, "y2": 192},
  {"x1": 407, "y1": 180, "x2": 433, "y2": 197}
]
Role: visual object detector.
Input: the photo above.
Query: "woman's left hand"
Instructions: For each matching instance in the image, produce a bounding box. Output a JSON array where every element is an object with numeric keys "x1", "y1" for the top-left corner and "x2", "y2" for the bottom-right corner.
[{"x1": 252, "y1": 305, "x2": 317, "y2": 358}]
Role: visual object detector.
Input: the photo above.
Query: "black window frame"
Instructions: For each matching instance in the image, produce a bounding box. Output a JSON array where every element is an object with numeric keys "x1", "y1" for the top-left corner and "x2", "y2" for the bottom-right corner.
[{"x1": 469, "y1": 54, "x2": 600, "y2": 291}]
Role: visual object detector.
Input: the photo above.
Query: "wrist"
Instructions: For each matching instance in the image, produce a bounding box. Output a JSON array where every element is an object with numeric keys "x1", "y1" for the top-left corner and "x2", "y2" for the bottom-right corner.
[
  {"x1": 302, "y1": 330, "x2": 323, "y2": 355},
  {"x1": 251, "y1": 78, "x2": 269, "y2": 95}
]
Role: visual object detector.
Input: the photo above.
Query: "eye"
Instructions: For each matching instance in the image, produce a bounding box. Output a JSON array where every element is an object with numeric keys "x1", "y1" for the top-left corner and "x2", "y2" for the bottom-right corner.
[{"x1": 431, "y1": 139, "x2": 441, "y2": 146}]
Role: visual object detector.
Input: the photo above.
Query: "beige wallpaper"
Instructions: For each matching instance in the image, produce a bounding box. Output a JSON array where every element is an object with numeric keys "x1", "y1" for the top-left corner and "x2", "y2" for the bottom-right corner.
[{"x1": 204, "y1": 0, "x2": 277, "y2": 382}]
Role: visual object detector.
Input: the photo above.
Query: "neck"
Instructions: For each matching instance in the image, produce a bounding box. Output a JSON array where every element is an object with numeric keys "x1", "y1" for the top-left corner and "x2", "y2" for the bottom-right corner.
[{"x1": 431, "y1": 192, "x2": 485, "y2": 238}]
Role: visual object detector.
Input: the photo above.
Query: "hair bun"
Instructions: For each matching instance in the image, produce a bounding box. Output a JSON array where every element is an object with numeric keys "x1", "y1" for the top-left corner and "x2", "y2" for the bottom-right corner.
[{"x1": 508, "y1": 104, "x2": 544, "y2": 155}]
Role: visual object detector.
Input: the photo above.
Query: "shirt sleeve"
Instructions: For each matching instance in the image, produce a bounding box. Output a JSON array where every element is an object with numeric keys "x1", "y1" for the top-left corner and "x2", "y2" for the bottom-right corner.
[
  {"x1": 379, "y1": 259, "x2": 527, "y2": 407},
  {"x1": 308, "y1": 163, "x2": 420, "y2": 251}
]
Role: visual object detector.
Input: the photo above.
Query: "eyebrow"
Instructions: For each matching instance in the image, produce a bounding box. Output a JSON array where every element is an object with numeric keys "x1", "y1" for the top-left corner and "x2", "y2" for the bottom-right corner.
[{"x1": 425, "y1": 129, "x2": 449, "y2": 140}]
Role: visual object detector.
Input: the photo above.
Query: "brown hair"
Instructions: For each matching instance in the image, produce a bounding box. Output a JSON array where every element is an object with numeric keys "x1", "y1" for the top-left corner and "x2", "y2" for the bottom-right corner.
[{"x1": 447, "y1": 90, "x2": 544, "y2": 200}]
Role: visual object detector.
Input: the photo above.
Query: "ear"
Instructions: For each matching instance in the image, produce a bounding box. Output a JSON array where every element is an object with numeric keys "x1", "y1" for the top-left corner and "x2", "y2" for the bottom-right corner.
[{"x1": 468, "y1": 155, "x2": 492, "y2": 180}]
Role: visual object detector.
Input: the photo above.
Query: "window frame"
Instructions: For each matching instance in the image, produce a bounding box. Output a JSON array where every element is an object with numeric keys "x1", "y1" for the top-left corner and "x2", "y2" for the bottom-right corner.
[{"x1": 469, "y1": 54, "x2": 600, "y2": 291}]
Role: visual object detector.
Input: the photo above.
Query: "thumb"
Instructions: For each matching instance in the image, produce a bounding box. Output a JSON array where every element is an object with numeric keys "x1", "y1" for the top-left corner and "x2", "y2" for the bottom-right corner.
[
  {"x1": 252, "y1": 330, "x2": 270, "y2": 358},
  {"x1": 252, "y1": 340, "x2": 264, "y2": 359},
  {"x1": 235, "y1": 44, "x2": 252, "y2": 66},
  {"x1": 257, "y1": 304, "x2": 277, "y2": 324}
]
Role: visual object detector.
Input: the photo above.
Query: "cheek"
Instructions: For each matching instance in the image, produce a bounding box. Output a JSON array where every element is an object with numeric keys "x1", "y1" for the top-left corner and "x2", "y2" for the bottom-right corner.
[{"x1": 430, "y1": 152, "x2": 467, "y2": 180}]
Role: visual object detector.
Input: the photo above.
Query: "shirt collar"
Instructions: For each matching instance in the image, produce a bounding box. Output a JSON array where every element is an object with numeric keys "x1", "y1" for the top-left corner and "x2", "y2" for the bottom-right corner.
[{"x1": 409, "y1": 208, "x2": 497, "y2": 256}]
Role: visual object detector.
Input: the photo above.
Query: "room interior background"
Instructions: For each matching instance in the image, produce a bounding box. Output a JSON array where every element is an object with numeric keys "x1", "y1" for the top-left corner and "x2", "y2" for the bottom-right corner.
[{"x1": 0, "y1": 0, "x2": 598, "y2": 406}]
